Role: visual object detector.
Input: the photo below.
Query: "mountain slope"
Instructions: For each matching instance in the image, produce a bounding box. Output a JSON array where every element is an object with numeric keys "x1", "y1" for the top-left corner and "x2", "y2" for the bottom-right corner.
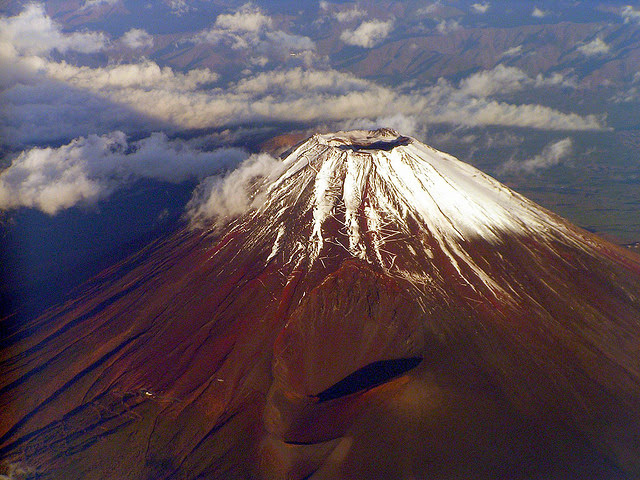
[{"x1": 1, "y1": 129, "x2": 640, "y2": 479}]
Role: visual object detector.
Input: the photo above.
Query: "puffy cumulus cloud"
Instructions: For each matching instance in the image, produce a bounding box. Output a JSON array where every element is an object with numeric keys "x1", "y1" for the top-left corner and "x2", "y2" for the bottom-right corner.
[
  {"x1": 458, "y1": 65, "x2": 573, "y2": 97},
  {"x1": 80, "y1": 0, "x2": 119, "y2": 10},
  {"x1": 166, "y1": 0, "x2": 190, "y2": 15},
  {"x1": 459, "y1": 65, "x2": 530, "y2": 97},
  {"x1": 418, "y1": 2, "x2": 442, "y2": 16},
  {"x1": 501, "y1": 138, "x2": 573, "y2": 173},
  {"x1": 319, "y1": 3, "x2": 366, "y2": 23},
  {"x1": 193, "y1": 3, "x2": 313, "y2": 53},
  {"x1": 335, "y1": 6, "x2": 367, "y2": 23},
  {"x1": 578, "y1": 37, "x2": 610, "y2": 56},
  {"x1": 0, "y1": 132, "x2": 247, "y2": 214},
  {"x1": 263, "y1": 30, "x2": 315, "y2": 53},
  {"x1": 214, "y1": 3, "x2": 272, "y2": 33},
  {"x1": 436, "y1": 19, "x2": 462, "y2": 34},
  {"x1": 186, "y1": 153, "x2": 285, "y2": 226},
  {"x1": 340, "y1": 19, "x2": 394, "y2": 48},
  {"x1": 532, "y1": 7, "x2": 547, "y2": 18},
  {"x1": 471, "y1": 3, "x2": 490, "y2": 14},
  {"x1": 0, "y1": 3, "x2": 107, "y2": 55},
  {"x1": 621, "y1": 6, "x2": 640, "y2": 24},
  {"x1": 121, "y1": 28, "x2": 154, "y2": 49},
  {"x1": 611, "y1": 85, "x2": 640, "y2": 103}
]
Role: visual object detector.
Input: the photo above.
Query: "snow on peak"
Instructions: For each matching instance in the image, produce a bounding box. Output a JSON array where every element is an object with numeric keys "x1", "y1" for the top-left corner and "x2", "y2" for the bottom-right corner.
[{"x1": 251, "y1": 129, "x2": 574, "y2": 291}]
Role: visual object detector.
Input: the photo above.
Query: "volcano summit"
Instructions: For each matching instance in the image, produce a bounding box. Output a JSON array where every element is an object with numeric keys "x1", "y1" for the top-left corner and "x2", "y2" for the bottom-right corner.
[{"x1": 2, "y1": 129, "x2": 640, "y2": 479}]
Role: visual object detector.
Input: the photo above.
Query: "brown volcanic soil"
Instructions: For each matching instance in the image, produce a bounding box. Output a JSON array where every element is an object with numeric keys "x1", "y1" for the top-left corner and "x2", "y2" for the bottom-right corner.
[
  {"x1": 2, "y1": 133, "x2": 640, "y2": 479},
  {"x1": 2, "y1": 222, "x2": 640, "y2": 479}
]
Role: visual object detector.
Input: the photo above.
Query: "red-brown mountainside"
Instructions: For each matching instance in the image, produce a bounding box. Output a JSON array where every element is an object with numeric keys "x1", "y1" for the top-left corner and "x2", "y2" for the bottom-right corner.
[{"x1": 1, "y1": 130, "x2": 640, "y2": 479}]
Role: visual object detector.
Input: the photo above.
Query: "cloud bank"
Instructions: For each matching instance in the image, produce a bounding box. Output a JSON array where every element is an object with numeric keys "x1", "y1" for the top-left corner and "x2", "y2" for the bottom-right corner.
[
  {"x1": 0, "y1": 5, "x2": 605, "y2": 151},
  {"x1": 0, "y1": 132, "x2": 247, "y2": 214},
  {"x1": 458, "y1": 65, "x2": 572, "y2": 97},
  {"x1": 501, "y1": 138, "x2": 573, "y2": 173}
]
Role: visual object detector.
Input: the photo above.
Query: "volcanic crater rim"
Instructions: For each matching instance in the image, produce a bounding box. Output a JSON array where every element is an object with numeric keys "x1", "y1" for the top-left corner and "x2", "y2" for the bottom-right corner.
[{"x1": 316, "y1": 128, "x2": 412, "y2": 152}]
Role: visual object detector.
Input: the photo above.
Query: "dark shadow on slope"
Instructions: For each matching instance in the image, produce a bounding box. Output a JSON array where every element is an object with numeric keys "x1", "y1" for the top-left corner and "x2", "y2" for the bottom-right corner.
[{"x1": 313, "y1": 357, "x2": 422, "y2": 403}]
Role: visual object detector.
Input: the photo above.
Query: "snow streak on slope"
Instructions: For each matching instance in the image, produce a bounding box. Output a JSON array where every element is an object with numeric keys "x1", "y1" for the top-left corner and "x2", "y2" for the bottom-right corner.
[{"x1": 243, "y1": 129, "x2": 576, "y2": 295}]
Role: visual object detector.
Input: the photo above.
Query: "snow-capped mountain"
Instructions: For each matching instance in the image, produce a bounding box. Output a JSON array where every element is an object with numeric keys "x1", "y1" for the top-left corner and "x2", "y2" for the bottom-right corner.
[{"x1": 1, "y1": 130, "x2": 640, "y2": 479}]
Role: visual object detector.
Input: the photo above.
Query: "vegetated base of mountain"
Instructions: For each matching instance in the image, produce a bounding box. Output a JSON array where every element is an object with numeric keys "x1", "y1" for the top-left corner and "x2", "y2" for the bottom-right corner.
[{"x1": 2, "y1": 130, "x2": 640, "y2": 479}]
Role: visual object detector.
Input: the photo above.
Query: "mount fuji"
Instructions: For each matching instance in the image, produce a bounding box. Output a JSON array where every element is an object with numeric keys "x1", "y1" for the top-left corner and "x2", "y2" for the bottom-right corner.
[{"x1": 1, "y1": 129, "x2": 640, "y2": 479}]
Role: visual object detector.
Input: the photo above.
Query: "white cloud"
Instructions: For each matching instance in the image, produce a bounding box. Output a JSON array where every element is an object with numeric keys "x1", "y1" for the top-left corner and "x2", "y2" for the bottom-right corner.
[
  {"x1": 335, "y1": 7, "x2": 366, "y2": 23},
  {"x1": 621, "y1": 6, "x2": 640, "y2": 24},
  {"x1": 166, "y1": 0, "x2": 190, "y2": 15},
  {"x1": 186, "y1": 153, "x2": 285, "y2": 226},
  {"x1": 0, "y1": 3, "x2": 107, "y2": 55},
  {"x1": 0, "y1": 132, "x2": 247, "y2": 214},
  {"x1": 532, "y1": 7, "x2": 547, "y2": 18},
  {"x1": 0, "y1": 57, "x2": 605, "y2": 148},
  {"x1": 611, "y1": 86, "x2": 640, "y2": 103},
  {"x1": 459, "y1": 65, "x2": 530, "y2": 97},
  {"x1": 121, "y1": 28, "x2": 154, "y2": 49},
  {"x1": 578, "y1": 37, "x2": 610, "y2": 56},
  {"x1": 471, "y1": 3, "x2": 490, "y2": 14},
  {"x1": 412, "y1": 66, "x2": 600, "y2": 130},
  {"x1": 80, "y1": 0, "x2": 119, "y2": 10},
  {"x1": 264, "y1": 30, "x2": 315, "y2": 52},
  {"x1": 215, "y1": 3, "x2": 272, "y2": 32},
  {"x1": 418, "y1": 2, "x2": 442, "y2": 16},
  {"x1": 0, "y1": 6, "x2": 605, "y2": 148},
  {"x1": 340, "y1": 19, "x2": 394, "y2": 48},
  {"x1": 501, "y1": 138, "x2": 573, "y2": 173},
  {"x1": 501, "y1": 45, "x2": 522, "y2": 57},
  {"x1": 193, "y1": 3, "x2": 314, "y2": 53},
  {"x1": 458, "y1": 65, "x2": 573, "y2": 97},
  {"x1": 46, "y1": 59, "x2": 219, "y2": 92},
  {"x1": 436, "y1": 19, "x2": 462, "y2": 34}
]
